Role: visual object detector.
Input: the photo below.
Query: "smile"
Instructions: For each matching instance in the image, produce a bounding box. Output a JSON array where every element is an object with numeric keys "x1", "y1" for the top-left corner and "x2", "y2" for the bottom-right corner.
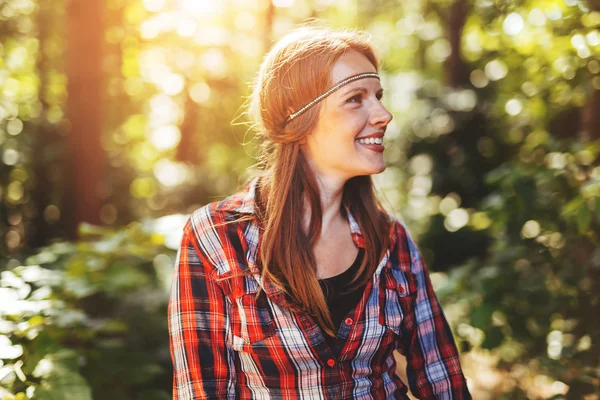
[
  {"x1": 356, "y1": 137, "x2": 383, "y2": 145},
  {"x1": 355, "y1": 138, "x2": 385, "y2": 153}
]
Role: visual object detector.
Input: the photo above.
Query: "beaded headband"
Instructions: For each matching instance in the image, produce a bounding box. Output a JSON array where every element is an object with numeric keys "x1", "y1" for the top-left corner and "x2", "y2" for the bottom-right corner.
[{"x1": 281, "y1": 72, "x2": 380, "y2": 128}]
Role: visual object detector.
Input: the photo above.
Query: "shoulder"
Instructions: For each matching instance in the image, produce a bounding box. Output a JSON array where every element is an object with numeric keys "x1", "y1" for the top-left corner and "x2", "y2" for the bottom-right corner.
[
  {"x1": 183, "y1": 189, "x2": 254, "y2": 276},
  {"x1": 384, "y1": 213, "x2": 405, "y2": 241},
  {"x1": 386, "y1": 214, "x2": 421, "y2": 262},
  {"x1": 187, "y1": 191, "x2": 247, "y2": 232},
  {"x1": 187, "y1": 179, "x2": 256, "y2": 234}
]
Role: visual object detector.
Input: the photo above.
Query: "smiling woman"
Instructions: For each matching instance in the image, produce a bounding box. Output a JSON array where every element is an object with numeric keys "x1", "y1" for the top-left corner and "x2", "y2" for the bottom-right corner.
[{"x1": 168, "y1": 24, "x2": 471, "y2": 399}]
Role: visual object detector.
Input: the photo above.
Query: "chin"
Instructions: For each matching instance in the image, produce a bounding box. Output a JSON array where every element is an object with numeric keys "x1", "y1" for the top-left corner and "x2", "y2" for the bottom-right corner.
[
  {"x1": 354, "y1": 164, "x2": 386, "y2": 177},
  {"x1": 370, "y1": 162, "x2": 387, "y2": 175},
  {"x1": 372, "y1": 165, "x2": 387, "y2": 175}
]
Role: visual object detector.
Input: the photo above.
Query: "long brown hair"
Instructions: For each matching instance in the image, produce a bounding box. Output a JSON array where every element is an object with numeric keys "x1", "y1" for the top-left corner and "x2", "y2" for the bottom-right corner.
[{"x1": 240, "y1": 25, "x2": 392, "y2": 337}]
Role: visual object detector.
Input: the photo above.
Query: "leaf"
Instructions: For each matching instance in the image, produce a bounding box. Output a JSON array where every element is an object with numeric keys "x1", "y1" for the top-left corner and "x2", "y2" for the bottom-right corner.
[
  {"x1": 135, "y1": 389, "x2": 171, "y2": 400},
  {"x1": 470, "y1": 303, "x2": 494, "y2": 329},
  {"x1": 561, "y1": 197, "x2": 585, "y2": 216},
  {"x1": 481, "y1": 326, "x2": 504, "y2": 349},
  {"x1": 576, "y1": 205, "x2": 591, "y2": 235},
  {"x1": 33, "y1": 351, "x2": 92, "y2": 400},
  {"x1": 34, "y1": 369, "x2": 92, "y2": 400},
  {"x1": 104, "y1": 266, "x2": 150, "y2": 292}
]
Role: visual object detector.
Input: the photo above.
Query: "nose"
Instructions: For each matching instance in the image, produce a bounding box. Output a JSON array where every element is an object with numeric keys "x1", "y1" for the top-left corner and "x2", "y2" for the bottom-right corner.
[{"x1": 370, "y1": 100, "x2": 393, "y2": 127}]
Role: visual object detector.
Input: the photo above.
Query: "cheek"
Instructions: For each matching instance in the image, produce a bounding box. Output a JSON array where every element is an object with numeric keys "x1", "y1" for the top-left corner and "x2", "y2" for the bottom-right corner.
[{"x1": 344, "y1": 111, "x2": 369, "y2": 135}]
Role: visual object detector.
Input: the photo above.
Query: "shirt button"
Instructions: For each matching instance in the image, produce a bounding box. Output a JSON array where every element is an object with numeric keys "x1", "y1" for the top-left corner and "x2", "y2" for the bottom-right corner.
[
  {"x1": 326, "y1": 358, "x2": 336, "y2": 367},
  {"x1": 344, "y1": 318, "x2": 353, "y2": 326},
  {"x1": 397, "y1": 284, "x2": 405, "y2": 294}
]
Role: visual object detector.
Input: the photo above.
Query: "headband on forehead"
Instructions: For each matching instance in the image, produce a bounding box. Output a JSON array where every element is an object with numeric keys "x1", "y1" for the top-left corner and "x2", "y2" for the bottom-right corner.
[{"x1": 280, "y1": 72, "x2": 380, "y2": 128}]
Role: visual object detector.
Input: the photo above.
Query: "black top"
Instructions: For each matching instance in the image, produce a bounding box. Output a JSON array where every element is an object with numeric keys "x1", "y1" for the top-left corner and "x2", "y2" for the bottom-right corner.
[{"x1": 318, "y1": 248, "x2": 366, "y2": 347}]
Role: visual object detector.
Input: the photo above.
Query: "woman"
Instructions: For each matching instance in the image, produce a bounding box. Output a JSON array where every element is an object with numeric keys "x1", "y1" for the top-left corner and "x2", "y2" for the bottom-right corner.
[{"x1": 168, "y1": 25, "x2": 471, "y2": 399}]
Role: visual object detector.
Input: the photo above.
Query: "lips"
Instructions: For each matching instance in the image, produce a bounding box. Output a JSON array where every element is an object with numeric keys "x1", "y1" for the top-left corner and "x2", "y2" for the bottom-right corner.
[
  {"x1": 355, "y1": 137, "x2": 385, "y2": 153},
  {"x1": 355, "y1": 131, "x2": 385, "y2": 140}
]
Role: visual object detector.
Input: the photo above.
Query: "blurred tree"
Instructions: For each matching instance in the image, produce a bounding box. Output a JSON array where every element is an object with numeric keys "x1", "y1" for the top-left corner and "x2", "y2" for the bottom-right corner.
[
  {"x1": 174, "y1": 81, "x2": 200, "y2": 165},
  {"x1": 64, "y1": 0, "x2": 105, "y2": 239},
  {"x1": 31, "y1": 0, "x2": 66, "y2": 248},
  {"x1": 581, "y1": 86, "x2": 600, "y2": 141},
  {"x1": 1, "y1": 0, "x2": 599, "y2": 397},
  {"x1": 438, "y1": 0, "x2": 471, "y2": 87},
  {"x1": 377, "y1": 0, "x2": 600, "y2": 396},
  {"x1": 264, "y1": 0, "x2": 276, "y2": 53}
]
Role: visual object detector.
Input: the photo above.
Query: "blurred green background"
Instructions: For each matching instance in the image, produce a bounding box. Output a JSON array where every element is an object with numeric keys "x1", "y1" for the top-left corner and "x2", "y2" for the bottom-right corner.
[{"x1": 0, "y1": 0, "x2": 599, "y2": 398}]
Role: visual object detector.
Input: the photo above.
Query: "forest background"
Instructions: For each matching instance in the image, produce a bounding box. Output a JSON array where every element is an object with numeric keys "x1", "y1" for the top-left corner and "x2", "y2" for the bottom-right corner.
[{"x1": 0, "y1": 0, "x2": 599, "y2": 399}]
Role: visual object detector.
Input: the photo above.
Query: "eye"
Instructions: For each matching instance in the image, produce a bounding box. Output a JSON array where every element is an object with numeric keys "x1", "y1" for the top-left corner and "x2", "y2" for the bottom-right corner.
[{"x1": 346, "y1": 95, "x2": 362, "y2": 104}]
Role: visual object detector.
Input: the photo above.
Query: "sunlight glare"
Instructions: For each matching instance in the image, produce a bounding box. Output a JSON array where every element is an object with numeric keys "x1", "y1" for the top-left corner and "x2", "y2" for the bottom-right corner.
[
  {"x1": 154, "y1": 159, "x2": 191, "y2": 187},
  {"x1": 485, "y1": 59, "x2": 508, "y2": 81},
  {"x1": 150, "y1": 125, "x2": 181, "y2": 151},
  {"x1": 545, "y1": 6, "x2": 562, "y2": 21},
  {"x1": 160, "y1": 73, "x2": 185, "y2": 96},
  {"x1": 470, "y1": 69, "x2": 489, "y2": 88},
  {"x1": 528, "y1": 8, "x2": 546, "y2": 26},
  {"x1": 521, "y1": 220, "x2": 541, "y2": 239},
  {"x1": 231, "y1": 35, "x2": 262, "y2": 57},
  {"x1": 439, "y1": 194, "x2": 460, "y2": 216},
  {"x1": 235, "y1": 12, "x2": 256, "y2": 30},
  {"x1": 177, "y1": 18, "x2": 197, "y2": 37},
  {"x1": 505, "y1": 98, "x2": 523, "y2": 116},
  {"x1": 547, "y1": 330, "x2": 563, "y2": 359},
  {"x1": 409, "y1": 154, "x2": 433, "y2": 176},
  {"x1": 189, "y1": 82, "x2": 211, "y2": 104},
  {"x1": 201, "y1": 49, "x2": 228, "y2": 77},
  {"x1": 503, "y1": 12, "x2": 524, "y2": 36},
  {"x1": 409, "y1": 176, "x2": 432, "y2": 197},
  {"x1": 272, "y1": 0, "x2": 296, "y2": 7},
  {"x1": 175, "y1": 50, "x2": 196, "y2": 70},
  {"x1": 149, "y1": 94, "x2": 181, "y2": 126},
  {"x1": 587, "y1": 31, "x2": 600, "y2": 46},
  {"x1": 142, "y1": 0, "x2": 166, "y2": 12},
  {"x1": 141, "y1": 20, "x2": 160, "y2": 39},
  {"x1": 445, "y1": 208, "x2": 469, "y2": 232},
  {"x1": 178, "y1": 0, "x2": 225, "y2": 15},
  {"x1": 194, "y1": 27, "x2": 230, "y2": 46},
  {"x1": 577, "y1": 46, "x2": 591, "y2": 58}
]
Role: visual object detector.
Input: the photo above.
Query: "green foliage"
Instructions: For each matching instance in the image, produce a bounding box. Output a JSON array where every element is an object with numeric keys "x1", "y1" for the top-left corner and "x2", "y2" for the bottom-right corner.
[
  {"x1": 0, "y1": 0, "x2": 599, "y2": 397},
  {"x1": 0, "y1": 216, "x2": 186, "y2": 399},
  {"x1": 375, "y1": 1, "x2": 600, "y2": 397},
  {"x1": 442, "y1": 141, "x2": 600, "y2": 394}
]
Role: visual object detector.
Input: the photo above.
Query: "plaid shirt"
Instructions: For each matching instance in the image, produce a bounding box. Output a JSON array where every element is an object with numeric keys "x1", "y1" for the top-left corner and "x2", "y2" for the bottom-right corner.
[{"x1": 168, "y1": 178, "x2": 471, "y2": 399}]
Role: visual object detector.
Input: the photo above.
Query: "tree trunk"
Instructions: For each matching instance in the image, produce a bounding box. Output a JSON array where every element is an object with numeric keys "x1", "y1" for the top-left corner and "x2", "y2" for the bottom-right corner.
[
  {"x1": 264, "y1": 0, "x2": 275, "y2": 53},
  {"x1": 31, "y1": 0, "x2": 62, "y2": 248},
  {"x1": 579, "y1": 0, "x2": 600, "y2": 143},
  {"x1": 176, "y1": 87, "x2": 201, "y2": 164},
  {"x1": 444, "y1": 0, "x2": 470, "y2": 87},
  {"x1": 580, "y1": 89, "x2": 600, "y2": 142},
  {"x1": 64, "y1": 0, "x2": 105, "y2": 238}
]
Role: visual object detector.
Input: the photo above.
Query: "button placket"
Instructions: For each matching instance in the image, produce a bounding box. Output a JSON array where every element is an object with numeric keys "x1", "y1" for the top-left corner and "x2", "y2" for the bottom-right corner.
[{"x1": 397, "y1": 284, "x2": 405, "y2": 294}]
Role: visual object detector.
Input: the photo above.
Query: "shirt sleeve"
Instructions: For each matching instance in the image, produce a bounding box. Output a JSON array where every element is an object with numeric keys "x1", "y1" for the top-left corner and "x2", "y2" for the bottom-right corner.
[
  {"x1": 398, "y1": 222, "x2": 471, "y2": 399},
  {"x1": 168, "y1": 221, "x2": 236, "y2": 399}
]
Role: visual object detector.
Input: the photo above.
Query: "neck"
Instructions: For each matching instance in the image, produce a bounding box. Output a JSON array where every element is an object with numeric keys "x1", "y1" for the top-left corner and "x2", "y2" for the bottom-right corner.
[{"x1": 302, "y1": 173, "x2": 347, "y2": 235}]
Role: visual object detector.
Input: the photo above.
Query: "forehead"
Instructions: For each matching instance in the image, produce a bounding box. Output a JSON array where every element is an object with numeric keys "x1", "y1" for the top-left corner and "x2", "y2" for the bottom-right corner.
[{"x1": 330, "y1": 50, "x2": 378, "y2": 86}]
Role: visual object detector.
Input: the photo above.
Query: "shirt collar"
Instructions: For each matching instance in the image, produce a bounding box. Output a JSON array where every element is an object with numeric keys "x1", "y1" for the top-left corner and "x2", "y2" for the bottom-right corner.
[{"x1": 225, "y1": 176, "x2": 365, "y2": 248}]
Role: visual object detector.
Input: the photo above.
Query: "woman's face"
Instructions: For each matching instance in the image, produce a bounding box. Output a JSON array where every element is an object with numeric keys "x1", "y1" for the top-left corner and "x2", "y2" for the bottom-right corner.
[{"x1": 301, "y1": 50, "x2": 393, "y2": 183}]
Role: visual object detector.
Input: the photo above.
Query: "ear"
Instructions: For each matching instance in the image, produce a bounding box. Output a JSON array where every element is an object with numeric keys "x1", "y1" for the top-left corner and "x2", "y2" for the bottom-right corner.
[{"x1": 299, "y1": 137, "x2": 307, "y2": 145}]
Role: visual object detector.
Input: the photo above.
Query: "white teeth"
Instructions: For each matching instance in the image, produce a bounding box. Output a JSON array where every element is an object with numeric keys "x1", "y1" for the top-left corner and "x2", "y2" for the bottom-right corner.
[{"x1": 356, "y1": 137, "x2": 383, "y2": 145}]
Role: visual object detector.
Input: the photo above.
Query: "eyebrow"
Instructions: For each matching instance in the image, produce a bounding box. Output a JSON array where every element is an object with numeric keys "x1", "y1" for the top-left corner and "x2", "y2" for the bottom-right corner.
[{"x1": 340, "y1": 86, "x2": 384, "y2": 97}]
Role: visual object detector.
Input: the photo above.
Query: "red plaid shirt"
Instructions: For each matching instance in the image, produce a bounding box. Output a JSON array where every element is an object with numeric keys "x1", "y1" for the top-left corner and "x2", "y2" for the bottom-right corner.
[{"x1": 168, "y1": 178, "x2": 471, "y2": 399}]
